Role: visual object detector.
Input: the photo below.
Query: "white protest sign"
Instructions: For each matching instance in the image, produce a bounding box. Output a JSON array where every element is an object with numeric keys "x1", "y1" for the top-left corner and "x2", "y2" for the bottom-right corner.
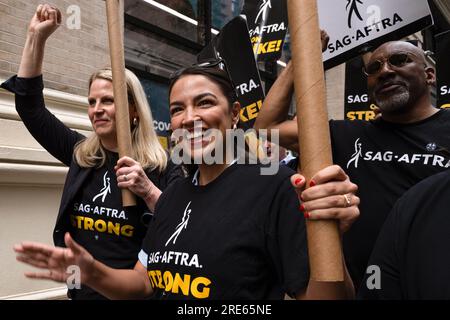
[{"x1": 318, "y1": 0, "x2": 433, "y2": 69}]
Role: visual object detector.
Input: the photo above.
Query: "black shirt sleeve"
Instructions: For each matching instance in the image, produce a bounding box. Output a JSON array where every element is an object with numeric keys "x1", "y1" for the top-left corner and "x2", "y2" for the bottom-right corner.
[
  {"x1": 358, "y1": 200, "x2": 402, "y2": 300},
  {"x1": 1, "y1": 75, "x2": 84, "y2": 166},
  {"x1": 265, "y1": 176, "x2": 310, "y2": 297}
]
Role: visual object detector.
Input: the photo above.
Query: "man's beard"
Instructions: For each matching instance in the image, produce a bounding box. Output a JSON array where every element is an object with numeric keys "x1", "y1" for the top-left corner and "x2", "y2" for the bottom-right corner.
[{"x1": 374, "y1": 89, "x2": 410, "y2": 114}]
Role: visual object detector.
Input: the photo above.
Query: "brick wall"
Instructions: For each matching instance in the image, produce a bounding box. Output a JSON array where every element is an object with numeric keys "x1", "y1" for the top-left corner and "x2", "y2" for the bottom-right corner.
[{"x1": 0, "y1": 0, "x2": 110, "y2": 96}]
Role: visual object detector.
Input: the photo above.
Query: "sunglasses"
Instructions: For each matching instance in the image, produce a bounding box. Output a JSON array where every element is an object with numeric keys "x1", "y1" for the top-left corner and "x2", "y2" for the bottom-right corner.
[
  {"x1": 170, "y1": 58, "x2": 238, "y2": 98},
  {"x1": 363, "y1": 52, "x2": 423, "y2": 76}
]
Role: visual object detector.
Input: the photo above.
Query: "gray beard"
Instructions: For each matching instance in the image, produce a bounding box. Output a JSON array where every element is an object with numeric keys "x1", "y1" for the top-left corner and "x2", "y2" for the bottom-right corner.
[{"x1": 374, "y1": 89, "x2": 410, "y2": 113}]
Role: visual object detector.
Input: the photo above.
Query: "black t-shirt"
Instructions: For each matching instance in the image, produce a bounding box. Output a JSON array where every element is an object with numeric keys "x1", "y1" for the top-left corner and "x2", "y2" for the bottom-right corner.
[
  {"x1": 358, "y1": 169, "x2": 450, "y2": 299},
  {"x1": 68, "y1": 152, "x2": 165, "y2": 299},
  {"x1": 1, "y1": 75, "x2": 184, "y2": 299},
  {"x1": 330, "y1": 110, "x2": 450, "y2": 288},
  {"x1": 70, "y1": 152, "x2": 147, "y2": 268},
  {"x1": 139, "y1": 164, "x2": 309, "y2": 300}
]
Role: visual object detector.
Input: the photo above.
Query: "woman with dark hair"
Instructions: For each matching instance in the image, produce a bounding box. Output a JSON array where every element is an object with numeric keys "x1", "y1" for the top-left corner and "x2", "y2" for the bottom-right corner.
[
  {"x1": 3, "y1": 4, "x2": 181, "y2": 299},
  {"x1": 15, "y1": 58, "x2": 360, "y2": 299}
]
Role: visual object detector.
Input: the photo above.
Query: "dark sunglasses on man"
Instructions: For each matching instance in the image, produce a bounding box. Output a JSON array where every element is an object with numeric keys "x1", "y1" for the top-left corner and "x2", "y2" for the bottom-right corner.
[{"x1": 363, "y1": 51, "x2": 426, "y2": 76}]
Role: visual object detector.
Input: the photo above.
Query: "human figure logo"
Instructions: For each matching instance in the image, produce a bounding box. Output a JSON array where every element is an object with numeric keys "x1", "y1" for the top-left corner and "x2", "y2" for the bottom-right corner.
[
  {"x1": 346, "y1": 0, "x2": 364, "y2": 28},
  {"x1": 215, "y1": 51, "x2": 225, "y2": 71},
  {"x1": 347, "y1": 138, "x2": 363, "y2": 169},
  {"x1": 92, "y1": 172, "x2": 111, "y2": 203},
  {"x1": 255, "y1": 0, "x2": 272, "y2": 24},
  {"x1": 165, "y1": 201, "x2": 192, "y2": 246},
  {"x1": 426, "y1": 142, "x2": 437, "y2": 152}
]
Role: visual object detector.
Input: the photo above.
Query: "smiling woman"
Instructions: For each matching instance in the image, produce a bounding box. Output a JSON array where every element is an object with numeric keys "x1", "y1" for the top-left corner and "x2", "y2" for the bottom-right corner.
[
  {"x1": 74, "y1": 67, "x2": 167, "y2": 172},
  {"x1": 131, "y1": 64, "x2": 360, "y2": 300},
  {"x1": 168, "y1": 65, "x2": 240, "y2": 176},
  {"x1": 1, "y1": 4, "x2": 182, "y2": 300},
  {"x1": 88, "y1": 79, "x2": 118, "y2": 144},
  {"x1": 12, "y1": 60, "x2": 361, "y2": 300}
]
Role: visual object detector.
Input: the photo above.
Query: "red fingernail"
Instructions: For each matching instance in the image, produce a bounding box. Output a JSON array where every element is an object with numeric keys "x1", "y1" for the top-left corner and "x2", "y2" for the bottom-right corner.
[
  {"x1": 294, "y1": 178, "x2": 302, "y2": 186},
  {"x1": 309, "y1": 180, "x2": 316, "y2": 187},
  {"x1": 304, "y1": 212, "x2": 310, "y2": 219},
  {"x1": 299, "y1": 204, "x2": 305, "y2": 212}
]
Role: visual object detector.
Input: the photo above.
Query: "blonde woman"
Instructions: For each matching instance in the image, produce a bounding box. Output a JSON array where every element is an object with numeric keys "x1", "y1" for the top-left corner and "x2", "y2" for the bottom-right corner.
[
  {"x1": 1, "y1": 4, "x2": 181, "y2": 299},
  {"x1": 13, "y1": 61, "x2": 359, "y2": 301}
]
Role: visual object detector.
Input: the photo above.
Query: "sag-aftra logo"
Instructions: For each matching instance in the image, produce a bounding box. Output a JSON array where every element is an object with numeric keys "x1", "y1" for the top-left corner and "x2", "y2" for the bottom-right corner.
[
  {"x1": 347, "y1": 138, "x2": 450, "y2": 169},
  {"x1": 328, "y1": 1, "x2": 404, "y2": 54}
]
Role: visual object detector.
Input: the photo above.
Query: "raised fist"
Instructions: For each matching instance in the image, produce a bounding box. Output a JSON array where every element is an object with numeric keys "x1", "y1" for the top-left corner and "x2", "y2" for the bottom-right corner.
[{"x1": 28, "y1": 4, "x2": 62, "y2": 40}]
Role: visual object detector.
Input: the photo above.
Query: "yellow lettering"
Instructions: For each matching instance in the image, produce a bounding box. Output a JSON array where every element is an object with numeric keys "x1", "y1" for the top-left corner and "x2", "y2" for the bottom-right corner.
[
  {"x1": 120, "y1": 225, "x2": 134, "y2": 237},
  {"x1": 147, "y1": 270, "x2": 213, "y2": 298},
  {"x1": 239, "y1": 108, "x2": 249, "y2": 122},
  {"x1": 172, "y1": 273, "x2": 190, "y2": 296},
  {"x1": 347, "y1": 110, "x2": 376, "y2": 121},
  {"x1": 107, "y1": 221, "x2": 120, "y2": 236},
  {"x1": 163, "y1": 271, "x2": 174, "y2": 292},
  {"x1": 69, "y1": 215, "x2": 134, "y2": 237},
  {"x1": 245, "y1": 103, "x2": 257, "y2": 119},
  {"x1": 94, "y1": 219, "x2": 107, "y2": 232},
  {"x1": 276, "y1": 40, "x2": 282, "y2": 52},
  {"x1": 346, "y1": 111, "x2": 356, "y2": 120},
  {"x1": 240, "y1": 100, "x2": 262, "y2": 122},
  {"x1": 253, "y1": 41, "x2": 281, "y2": 54},
  {"x1": 365, "y1": 111, "x2": 375, "y2": 121},
  {"x1": 157, "y1": 136, "x2": 168, "y2": 150},
  {"x1": 248, "y1": 100, "x2": 261, "y2": 120},
  {"x1": 355, "y1": 111, "x2": 365, "y2": 120},
  {"x1": 191, "y1": 277, "x2": 211, "y2": 299},
  {"x1": 257, "y1": 42, "x2": 268, "y2": 54},
  {"x1": 76, "y1": 215, "x2": 84, "y2": 229},
  {"x1": 148, "y1": 271, "x2": 158, "y2": 288},
  {"x1": 441, "y1": 104, "x2": 450, "y2": 109},
  {"x1": 84, "y1": 217, "x2": 94, "y2": 231},
  {"x1": 155, "y1": 270, "x2": 164, "y2": 289},
  {"x1": 267, "y1": 40, "x2": 277, "y2": 53}
]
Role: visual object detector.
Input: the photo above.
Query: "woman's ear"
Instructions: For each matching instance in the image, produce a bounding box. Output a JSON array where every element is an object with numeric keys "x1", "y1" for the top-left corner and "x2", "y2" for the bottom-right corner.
[
  {"x1": 129, "y1": 103, "x2": 139, "y2": 127},
  {"x1": 131, "y1": 104, "x2": 139, "y2": 121}
]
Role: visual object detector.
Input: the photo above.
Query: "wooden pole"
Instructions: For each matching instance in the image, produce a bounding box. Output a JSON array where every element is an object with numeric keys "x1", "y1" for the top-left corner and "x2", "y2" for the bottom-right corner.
[
  {"x1": 287, "y1": 0, "x2": 343, "y2": 282},
  {"x1": 105, "y1": 0, "x2": 136, "y2": 207}
]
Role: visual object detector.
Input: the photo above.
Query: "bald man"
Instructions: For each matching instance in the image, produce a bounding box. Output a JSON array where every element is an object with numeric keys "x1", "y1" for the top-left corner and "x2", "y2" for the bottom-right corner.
[{"x1": 254, "y1": 41, "x2": 450, "y2": 291}]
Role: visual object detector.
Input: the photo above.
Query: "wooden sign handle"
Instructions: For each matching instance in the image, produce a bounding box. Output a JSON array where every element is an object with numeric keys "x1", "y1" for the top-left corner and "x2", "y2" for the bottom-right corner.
[
  {"x1": 105, "y1": 0, "x2": 136, "y2": 207},
  {"x1": 287, "y1": 0, "x2": 344, "y2": 282}
]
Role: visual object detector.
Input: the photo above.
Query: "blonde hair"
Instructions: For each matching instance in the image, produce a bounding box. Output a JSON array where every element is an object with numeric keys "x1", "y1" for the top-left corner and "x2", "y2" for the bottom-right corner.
[{"x1": 74, "y1": 68, "x2": 167, "y2": 172}]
